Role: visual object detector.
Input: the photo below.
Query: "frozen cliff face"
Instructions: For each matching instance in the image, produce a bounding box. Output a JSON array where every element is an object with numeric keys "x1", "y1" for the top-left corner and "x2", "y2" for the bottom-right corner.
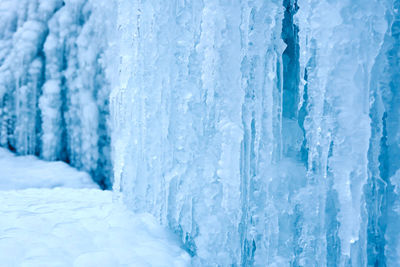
[
  {"x1": 112, "y1": 0, "x2": 400, "y2": 266},
  {"x1": 366, "y1": 1, "x2": 400, "y2": 266},
  {"x1": 297, "y1": 0, "x2": 398, "y2": 266},
  {"x1": 112, "y1": 0, "x2": 284, "y2": 265},
  {"x1": 112, "y1": 0, "x2": 399, "y2": 266},
  {"x1": 0, "y1": 0, "x2": 115, "y2": 187}
]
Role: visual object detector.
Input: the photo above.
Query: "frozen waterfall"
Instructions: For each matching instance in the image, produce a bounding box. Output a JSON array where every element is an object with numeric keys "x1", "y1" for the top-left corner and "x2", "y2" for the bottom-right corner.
[
  {"x1": 1, "y1": 0, "x2": 400, "y2": 265},
  {"x1": 0, "y1": 0, "x2": 114, "y2": 188},
  {"x1": 111, "y1": 0, "x2": 400, "y2": 266}
]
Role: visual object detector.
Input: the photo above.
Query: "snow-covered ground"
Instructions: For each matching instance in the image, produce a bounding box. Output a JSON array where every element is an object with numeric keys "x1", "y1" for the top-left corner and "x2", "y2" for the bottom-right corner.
[
  {"x1": 0, "y1": 149, "x2": 190, "y2": 267},
  {"x1": 0, "y1": 148, "x2": 97, "y2": 190}
]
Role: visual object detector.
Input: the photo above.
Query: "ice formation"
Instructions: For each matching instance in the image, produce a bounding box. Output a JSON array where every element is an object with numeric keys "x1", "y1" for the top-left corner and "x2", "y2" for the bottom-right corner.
[
  {"x1": 111, "y1": 0, "x2": 400, "y2": 266},
  {"x1": 0, "y1": 0, "x2": 114, "y2": 187},
  {"x1": 1, "y1": 0, "x2": 399, "y2": 265}
]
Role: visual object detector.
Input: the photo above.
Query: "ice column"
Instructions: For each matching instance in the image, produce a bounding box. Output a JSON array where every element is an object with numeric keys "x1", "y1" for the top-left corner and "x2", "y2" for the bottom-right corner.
[
  {"x1": 297, "y1": 0, "x2": 389, "y2": 265},
  {"x1": 112, "y1": 0, "x2": 285, "y2": 265},
  {"x1": 112, "y1": 0, "x2": 398, "y2": 265}
]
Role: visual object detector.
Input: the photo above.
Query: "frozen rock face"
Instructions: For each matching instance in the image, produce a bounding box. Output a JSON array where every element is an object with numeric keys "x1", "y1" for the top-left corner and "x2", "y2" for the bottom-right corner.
[
  {"x1": 0, "y1": 0, "x2": 115, "y2": 188},
  {"x1": 110, "y1": 0, "x2": 398, "y2": 266}
]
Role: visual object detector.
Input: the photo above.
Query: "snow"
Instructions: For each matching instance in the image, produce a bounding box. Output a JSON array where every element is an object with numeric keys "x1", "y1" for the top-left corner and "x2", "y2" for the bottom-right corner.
[
  {"x1": 0, "y1": 147, "x2": 97, "y2": 190},
  {"x1": 0, "y1": 189, "x2": 189, "y2": 267},
  {"x1": 0, "y1": 149, "x2": 190, "y2": 267}
]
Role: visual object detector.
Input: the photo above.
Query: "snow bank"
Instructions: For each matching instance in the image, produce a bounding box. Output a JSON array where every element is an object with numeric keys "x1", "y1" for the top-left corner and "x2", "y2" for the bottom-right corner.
[
  {"x1": 0, "y1": 148, "x2": 190, "y2": 266},
  {"x1": 0, "y1": 147, "x2": 97, "y2": 190},
  {"x1": 0, "y1": 188, "x2": 190, "y2": 267}
]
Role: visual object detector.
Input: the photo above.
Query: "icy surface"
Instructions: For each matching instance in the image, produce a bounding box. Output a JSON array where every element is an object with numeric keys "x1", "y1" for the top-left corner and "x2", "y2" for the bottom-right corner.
[
  {"x1": 0, "y1": 147, "x2": 97, "y2": 190},
  {"x1": 0, "y1": 0, "x2": 114, "y2": 187},
  {"x1": 1, "y1": 0, "x2": 399, "y2": 265},
  {"x1": 112, "y1": 0, "x2": 400, "y2": 266},
  {"x1": 0, "y1": 188, "x2": 190, "y2": 267}
]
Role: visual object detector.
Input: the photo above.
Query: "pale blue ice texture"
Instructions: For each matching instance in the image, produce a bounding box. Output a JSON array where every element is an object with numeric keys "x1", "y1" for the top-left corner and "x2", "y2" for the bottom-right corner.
[
  {"x1": 111, "y1": 0, "x2": 400, "y2": 266},
  {"x1": 1, "y1": 0, "x2": 400, "y2": 266},
  {"x1": 0, "y1": 0, "x2": 114, "y2": 188}
]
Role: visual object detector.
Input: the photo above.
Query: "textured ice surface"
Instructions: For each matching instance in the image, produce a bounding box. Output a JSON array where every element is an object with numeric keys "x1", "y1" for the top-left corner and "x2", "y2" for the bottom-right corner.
[
  {"x1": 0, "y1": 188, "x2": 190, "y2": 267},
  {"x1": 112, "y1": 1, "x2": 284, "y2": 265},
  {"x1": 297, "y1": 0, "x2": 397, "y2": 266},
  {"x1": 0, "y1": 0, "x2": 114, "y2": 187},
  {"x1": 112, "y1": 0, "x2": 400, "y2": 266},
  {"x1": 1, "y1": 0, "x2": 399, "y2": 265}
]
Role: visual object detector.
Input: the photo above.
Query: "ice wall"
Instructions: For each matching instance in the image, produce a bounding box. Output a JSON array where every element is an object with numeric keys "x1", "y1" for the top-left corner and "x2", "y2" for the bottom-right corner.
[
  {"x1": 112, "y1": 0, "x2": 284, "y2": 265},
  {"x1": 0, "y1": 0, "x2": 115, "y2": 187},
  {"x1": 297, "y1": 0, "x2": 396, "y2": 266},
  {"x1": 111, "y1": 0, "x2": 399, "y2": 266}
]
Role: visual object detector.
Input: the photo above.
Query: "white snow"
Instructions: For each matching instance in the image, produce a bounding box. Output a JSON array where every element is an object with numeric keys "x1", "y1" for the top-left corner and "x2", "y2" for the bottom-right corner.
[
  {"x1": 0, "y1": 148, "x2": 97, "y2": 190},
  {"x1": 0, "y1": 148, "x2": 190, "y2": 267}
]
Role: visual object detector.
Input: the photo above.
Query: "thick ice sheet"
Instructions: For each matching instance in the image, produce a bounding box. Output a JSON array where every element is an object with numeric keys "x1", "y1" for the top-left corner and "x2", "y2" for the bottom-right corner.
[{"x1": 0, "y1": 188, "x2": 190, "y2": 267}]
